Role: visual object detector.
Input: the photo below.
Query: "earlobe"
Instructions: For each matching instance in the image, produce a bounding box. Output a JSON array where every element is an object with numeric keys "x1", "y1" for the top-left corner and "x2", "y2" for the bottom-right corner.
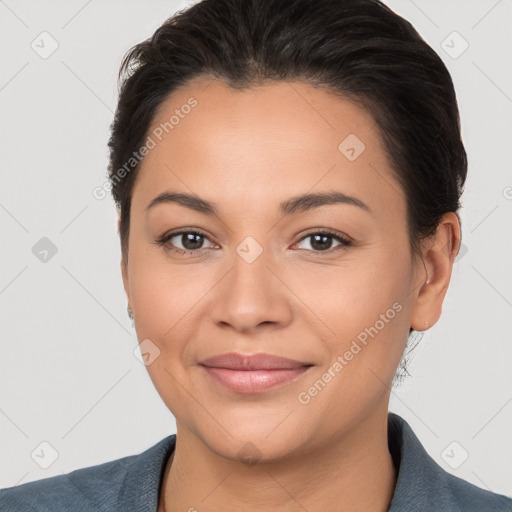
[{"x1": 410, "y1": 212, "x2": 461, "y2": 331}]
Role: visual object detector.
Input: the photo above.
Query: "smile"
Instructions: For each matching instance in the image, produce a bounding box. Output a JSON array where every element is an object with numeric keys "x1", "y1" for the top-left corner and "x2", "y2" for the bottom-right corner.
[{"x1": 198, "y1": 352, "x2": 314, "y2": 393}]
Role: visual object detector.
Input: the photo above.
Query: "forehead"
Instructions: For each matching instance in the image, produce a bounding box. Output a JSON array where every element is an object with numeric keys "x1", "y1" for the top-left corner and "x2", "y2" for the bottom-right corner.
[{"x1": 133, "y1": 77, "x2": 404, "y2": 218}]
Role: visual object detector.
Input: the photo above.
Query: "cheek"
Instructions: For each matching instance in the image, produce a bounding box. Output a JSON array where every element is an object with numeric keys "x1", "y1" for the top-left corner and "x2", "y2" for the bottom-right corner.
[
  {"x1": 130, "y1": 266, "x2": 198, "y2": 341},
  {"x1": 127, "y1": 256, "x2": 209, "y2": 414},
  {"x1": 290, "y1": 262, "x2": 410, "y2": 429},
  {"x1": 296, "y1": 249, "x2": 409, "y2": 331},
  {"x1": 292, "y1": 248, "x2": 412, "y2": 378},
  {"x1": 128, "y1": 246, "x2": 223, "y2": 360}
]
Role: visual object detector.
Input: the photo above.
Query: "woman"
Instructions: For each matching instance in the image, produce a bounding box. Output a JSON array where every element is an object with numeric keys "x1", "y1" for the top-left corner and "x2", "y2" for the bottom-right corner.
[{"x1": 2, "y1": 0, "x2": 511, "y2": 510}]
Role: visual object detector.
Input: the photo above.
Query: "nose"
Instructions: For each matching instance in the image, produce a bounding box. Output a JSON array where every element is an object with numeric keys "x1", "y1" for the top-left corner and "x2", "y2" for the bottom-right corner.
[{"x1": 209, "y1": 246, "x2": 294, "y2": 334}]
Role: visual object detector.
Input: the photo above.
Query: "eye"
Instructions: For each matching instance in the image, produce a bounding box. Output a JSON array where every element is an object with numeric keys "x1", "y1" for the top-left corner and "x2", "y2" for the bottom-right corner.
[
  {"x1": 294, "y1": 230, "x2": 352, "y2": 252},
  {"x1": 154, "y1": 228, "x2": 352, "y2": 255},
  {"x1": 154, "y1": 229, "x2": 217, "y2": 255}
]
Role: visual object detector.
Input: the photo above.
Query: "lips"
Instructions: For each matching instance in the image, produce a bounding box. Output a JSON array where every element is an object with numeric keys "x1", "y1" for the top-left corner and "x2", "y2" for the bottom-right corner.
[
  {"x1": 199, "y1": 353, "x2": 310, "y2": 370},
  {"x1": 198, "y1": 353, "x2": 313, "y2": 393}
]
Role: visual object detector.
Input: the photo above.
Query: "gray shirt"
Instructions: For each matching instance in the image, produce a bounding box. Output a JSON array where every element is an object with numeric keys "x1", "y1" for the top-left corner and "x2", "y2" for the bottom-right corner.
[{"x1": 1, "y1": 413, "x2": 511, "y2": 511}]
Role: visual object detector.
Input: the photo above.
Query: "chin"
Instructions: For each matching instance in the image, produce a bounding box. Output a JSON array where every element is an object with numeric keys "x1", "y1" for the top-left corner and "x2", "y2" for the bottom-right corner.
[
  {"x1": 210, "y1": 433, "x2": 304, "y2": 466},
  {"x1": 194, "y1": 409, "x2": 315, "y2": 464}
]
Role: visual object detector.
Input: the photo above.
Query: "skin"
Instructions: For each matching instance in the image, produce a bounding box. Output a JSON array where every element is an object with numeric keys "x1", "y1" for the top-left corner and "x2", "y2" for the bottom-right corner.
[{"x1": 120, "y1": 77, "x2": 460, "y2": 512}]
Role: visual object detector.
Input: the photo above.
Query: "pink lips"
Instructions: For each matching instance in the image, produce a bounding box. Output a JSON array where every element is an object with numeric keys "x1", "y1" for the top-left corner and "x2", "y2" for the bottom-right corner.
[{"x1": 198, "y1": 353, "x2": 313, "y2": 393}]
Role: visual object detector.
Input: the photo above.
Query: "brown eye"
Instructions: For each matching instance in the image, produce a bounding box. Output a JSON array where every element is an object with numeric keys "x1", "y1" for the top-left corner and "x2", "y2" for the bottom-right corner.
[
  {"x1": 295, "y1": 231, "x2": 352, "y2": 252},
  {"x1": 171, "y1": 232, "x2": 206, "y2": 250},
  {"x1": 156, "y1": 229, "x2": 217, "y2": 255}
]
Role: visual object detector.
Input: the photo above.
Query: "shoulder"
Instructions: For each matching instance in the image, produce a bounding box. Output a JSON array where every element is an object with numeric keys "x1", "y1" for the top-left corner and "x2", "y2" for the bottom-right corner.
[
  {"x1": 0, "y1": 435, "x2": 175, "y2": 512},
  {"x1": 388, "y1": 413, "x2": 512, "y2": 512},
  {"x1": 0, "y1": 457, "x2": 130, "y2": 512},
  {"x1": 442, "y1": 469, "x2": 512, "y2": 511}
]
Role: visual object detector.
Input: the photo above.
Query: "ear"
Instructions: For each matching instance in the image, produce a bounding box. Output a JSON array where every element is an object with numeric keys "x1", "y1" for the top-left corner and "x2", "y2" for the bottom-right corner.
[
  {"x1": 410, "y1": 212, "x2": 461, "y2": 331},
  {"x1": 118, "y1": 215, "x2": 130, "y2": 305}
]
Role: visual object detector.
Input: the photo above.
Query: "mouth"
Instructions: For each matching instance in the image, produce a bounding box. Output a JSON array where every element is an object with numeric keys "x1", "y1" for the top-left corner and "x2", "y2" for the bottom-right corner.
[{"x1": 198, "y1": 353, "x2": 314, "y2": 394}]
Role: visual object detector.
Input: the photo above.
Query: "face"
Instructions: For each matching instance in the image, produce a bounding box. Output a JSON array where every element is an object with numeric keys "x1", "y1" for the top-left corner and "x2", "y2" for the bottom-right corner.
[{"x1": 122, "y1": 78, "x2": 434, "y2": 462}]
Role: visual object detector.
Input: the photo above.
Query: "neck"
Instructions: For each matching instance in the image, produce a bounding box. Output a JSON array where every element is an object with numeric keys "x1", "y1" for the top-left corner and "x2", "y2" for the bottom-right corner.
[{"x1": 159, "y1": 406, "x2": 396, "y2": 512}]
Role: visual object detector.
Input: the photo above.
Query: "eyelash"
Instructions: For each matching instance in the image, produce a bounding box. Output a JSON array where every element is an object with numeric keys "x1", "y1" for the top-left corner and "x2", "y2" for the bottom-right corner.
[
  {"x1": 154, "y1": 229, "x2": 216, "y2": 256},
  {"x1": 154, "y1": 228, "x2": 353, "y2": 256}
]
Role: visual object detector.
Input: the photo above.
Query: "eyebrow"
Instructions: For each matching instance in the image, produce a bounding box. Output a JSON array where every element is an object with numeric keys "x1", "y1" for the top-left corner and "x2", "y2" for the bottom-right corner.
[
  {"x1": 280, "y1": 191, "x2": 371, "y2": 216},
  {"x1": 146, "y1": 190, "x2": 371, "y2": 216}
]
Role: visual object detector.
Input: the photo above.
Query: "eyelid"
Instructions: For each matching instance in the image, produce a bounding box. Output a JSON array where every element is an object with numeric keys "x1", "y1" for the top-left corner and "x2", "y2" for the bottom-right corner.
[
  {"x1": 154, "y1": 228, "x2": 218, "y2": 253},
  {"x1": 158, "y1": 227, "x2": 210, "y2": 240},
  {"x1": 296, "y1": 227, "x2": 351, "y2": 241}
]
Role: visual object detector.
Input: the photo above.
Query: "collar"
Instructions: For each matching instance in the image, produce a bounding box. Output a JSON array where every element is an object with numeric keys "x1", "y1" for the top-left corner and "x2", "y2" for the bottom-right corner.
[{"x1": 118, "y1": 413, "x2": 510, "y2": 511}]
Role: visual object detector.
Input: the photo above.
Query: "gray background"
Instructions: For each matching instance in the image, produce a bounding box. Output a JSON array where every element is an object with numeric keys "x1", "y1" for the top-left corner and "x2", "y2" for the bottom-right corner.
[{"x1": 1, "y1": 0, "x2": 511, "y2": 497}]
